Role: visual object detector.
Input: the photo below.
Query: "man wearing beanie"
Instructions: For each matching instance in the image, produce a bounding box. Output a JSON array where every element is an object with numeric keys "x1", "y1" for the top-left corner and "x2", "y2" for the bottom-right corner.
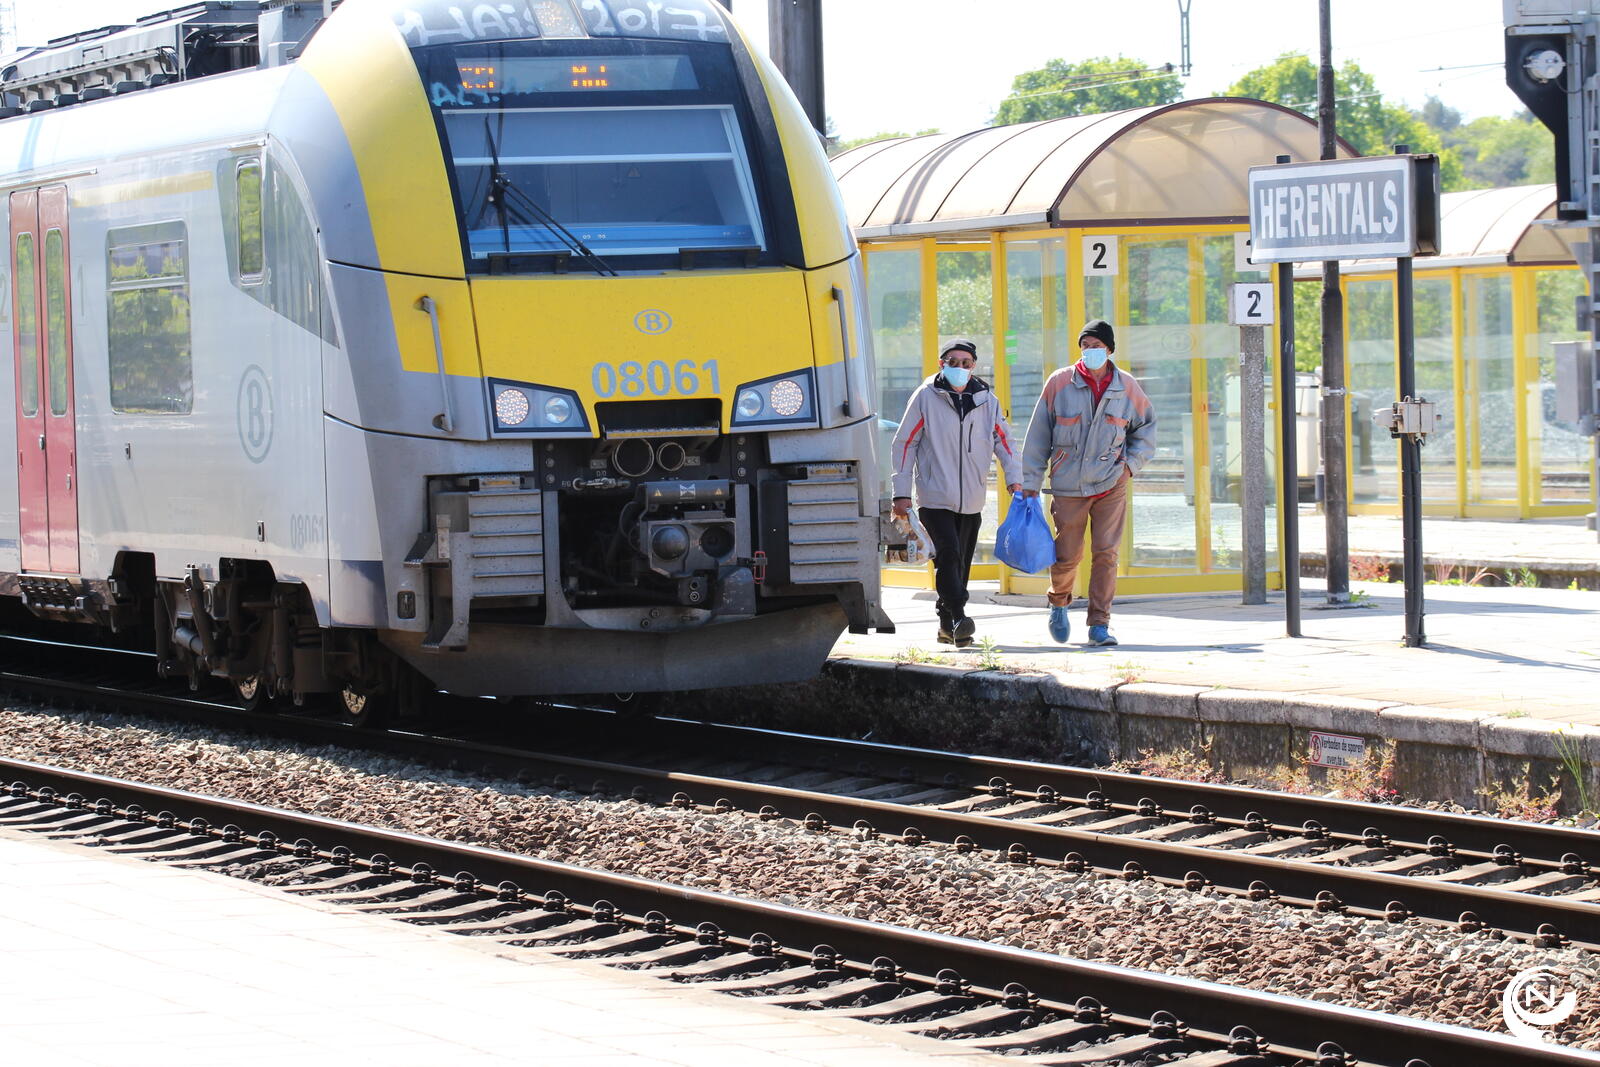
[
  {"x1": 1019, "y1": 320, "x2": 1157, "y2": 646},
  {"x1": 890, "y1": 339, "x2": 1022, "y2": 647}
]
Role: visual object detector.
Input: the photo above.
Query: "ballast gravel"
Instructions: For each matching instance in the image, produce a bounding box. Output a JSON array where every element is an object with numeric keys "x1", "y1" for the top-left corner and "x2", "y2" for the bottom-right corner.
[{"x1": 1, "y1": 703, "x2": 1597, "y2": 1049}]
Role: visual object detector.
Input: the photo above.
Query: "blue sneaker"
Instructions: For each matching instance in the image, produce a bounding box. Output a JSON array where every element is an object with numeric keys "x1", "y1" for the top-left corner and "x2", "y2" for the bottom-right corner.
[
  {"x1": 1047, "y1": 606, "x2": 1071, "y2": 644},
  {"x1": 1087, "y1": 624, "x2": 1118, "y2": 647}
]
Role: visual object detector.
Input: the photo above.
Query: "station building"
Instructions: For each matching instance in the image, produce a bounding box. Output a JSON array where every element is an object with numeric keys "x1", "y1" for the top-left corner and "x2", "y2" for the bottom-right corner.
[{"x1": 832, "y1": 98, "x2": 1590, "y2": 597}]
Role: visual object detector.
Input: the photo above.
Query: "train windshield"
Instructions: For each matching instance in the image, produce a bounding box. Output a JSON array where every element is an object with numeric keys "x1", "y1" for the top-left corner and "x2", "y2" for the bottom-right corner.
[{"x1": 417, "y1": 40, "x2": 768, "y2": 268}]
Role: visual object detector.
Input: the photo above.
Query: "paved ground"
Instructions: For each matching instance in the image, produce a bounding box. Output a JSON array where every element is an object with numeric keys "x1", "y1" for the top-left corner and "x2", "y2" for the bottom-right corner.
[
  {"x1": 840, "y1": 516, "x2": 1600, "y2": 724},
  {"x1": 0, "y1": 829, "x2": 1006, "y2": 1066},
  {"x1": 1298, "y1": 512, "x2": 1599, "y2": 574}
]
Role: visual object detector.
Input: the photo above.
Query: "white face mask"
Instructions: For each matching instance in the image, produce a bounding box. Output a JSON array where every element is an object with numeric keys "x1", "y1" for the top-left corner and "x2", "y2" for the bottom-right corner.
[
  {"x1": 940, "y1": 365, "x2": 972, "y2": 389},
  {"x1": 1080, "y1": 345, "x2": 1109, "y2": 370}
]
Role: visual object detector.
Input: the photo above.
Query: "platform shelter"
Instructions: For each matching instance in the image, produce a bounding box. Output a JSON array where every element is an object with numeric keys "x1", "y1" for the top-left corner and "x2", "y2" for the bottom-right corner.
[
  {"x1": 833, "y1": 98, "x2": 1357, "y2": 597},
  {"x1": 1306, "y1": 184, "x2": 1590, "y2": 520}
]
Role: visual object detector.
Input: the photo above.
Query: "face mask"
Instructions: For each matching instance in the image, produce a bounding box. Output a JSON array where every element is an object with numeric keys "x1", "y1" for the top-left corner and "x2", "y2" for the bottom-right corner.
[
  {"x1": 940, "y1": 365, "x2": 972, "y2": 389},
  {"x1": 1080, "y1": 345, "x2": 1109, "y2": 370}
]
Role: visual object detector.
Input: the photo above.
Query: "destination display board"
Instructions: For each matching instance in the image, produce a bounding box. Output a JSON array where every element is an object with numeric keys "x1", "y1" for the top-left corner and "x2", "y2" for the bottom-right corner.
[{"x1": 1247, "y1": 155, "x2": 1441, "y2": 263}]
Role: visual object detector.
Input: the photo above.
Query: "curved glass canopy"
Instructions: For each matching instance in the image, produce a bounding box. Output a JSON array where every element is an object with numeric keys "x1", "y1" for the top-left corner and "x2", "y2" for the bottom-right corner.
[{"x1": 831, "y1": 98, "x2": 1358, "y2": 238}]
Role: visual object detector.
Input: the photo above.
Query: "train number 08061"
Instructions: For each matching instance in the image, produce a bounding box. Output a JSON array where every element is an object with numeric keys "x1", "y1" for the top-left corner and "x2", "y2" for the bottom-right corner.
[{"x1": 591, "y1": 359, "x2": 720, "y2": 399}]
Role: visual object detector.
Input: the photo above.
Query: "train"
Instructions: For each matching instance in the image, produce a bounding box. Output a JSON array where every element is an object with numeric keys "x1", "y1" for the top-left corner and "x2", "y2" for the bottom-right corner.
[{"x1": 0, "y1": 0, "x2": 891, "y2": 723}]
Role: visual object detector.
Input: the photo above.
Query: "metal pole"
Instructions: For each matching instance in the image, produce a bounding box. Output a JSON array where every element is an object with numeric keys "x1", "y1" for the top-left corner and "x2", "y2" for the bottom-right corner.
[
  {"x1": 1274, "y1": 152, "x2": 1301, "y2": 638},
  {"x1": 1395, "y1": 148, "x2": 1426, "y2": 647},
  {"x1": 1240, "y1": 324, "x2": 1267, "y2": 605},
  {"x1": 1318, "y1": 0, "x2": 1350, "y2": 604},
  {"x1": 767, "y1": 0, "x2": 825, "y2": 134}
]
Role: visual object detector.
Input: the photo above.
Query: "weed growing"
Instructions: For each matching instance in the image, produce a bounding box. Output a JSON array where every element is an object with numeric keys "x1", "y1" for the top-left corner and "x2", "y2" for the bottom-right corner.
[
  {"x1": 975, "y1": 635, "x2": 1004, "y2": 672},
  {"x1": 1110, "y1": 744, "x2": 1230, "y2": 784},
  {"x1": 1350, "y1": 555, "x2": 1392, "y2": 583},
  {"x1": 1554, "y1": 728, "x2": 1592, "y2": 817},
  {"x1": 1482, "y1": 777, "x2": 1561, "y2": 822}
]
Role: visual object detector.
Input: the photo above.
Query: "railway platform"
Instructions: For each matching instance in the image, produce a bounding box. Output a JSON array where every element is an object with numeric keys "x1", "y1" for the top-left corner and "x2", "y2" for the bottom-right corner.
[
  {"x1": 671, "y1": 516, "x2": 1600, "y2": 809},
  {"x1": 0, "y1": 827, "x2": 1005, "y2": 1066}
]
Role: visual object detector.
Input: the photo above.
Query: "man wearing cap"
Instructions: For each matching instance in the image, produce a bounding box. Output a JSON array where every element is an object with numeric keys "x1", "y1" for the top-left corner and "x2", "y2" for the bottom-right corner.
[
  {"x1": 890, "y1": 339, "x2": 1022, "y2": 647},
  {"x1": 1020, "y1": 320, "x2": 1157, "y2": 647}
]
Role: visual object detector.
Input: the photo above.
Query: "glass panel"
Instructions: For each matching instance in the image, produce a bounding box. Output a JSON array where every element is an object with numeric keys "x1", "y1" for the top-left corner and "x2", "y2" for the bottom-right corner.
[
  {"x1": 442, "y1": 107, "x2": 762, "y2": 257},
  {"x1": 107, "y1": 222, "x2": 192, "y2": 415},
  {"x1": 1004, "y1": 238, "x2": 1067, "y2": 448},
  {"x1": 44, "y1": 230, "x2": 66, "y2": 417},
  {"x1": 866, "y1": 249, "x2": 922, "y2": 503},
  {"x1": 237, "y1": 161, "x2": 263, "y2": 279},
  {"x1": 267, "y1": 164, "x2": 322, "y2": 337},
  {"x1": 937, "y1": 249, "x2": 996, "y2": 561},
  {"x1": 1534, "y1": 269, "x2": 1589, "y2": 504},
  {"x1": 1123, "y1": 238, "x2": 1195, "y2": 571},
  {"x1": 1414, "y1": 276, "x2": 1455, "y2": 507},
  {"x1": 1201, "y1": 235, "x2": 1277, "y2": 573},
  {"x1": 14, "y1": 232, "x2": 37, "y2": 418},
  {"x1": 1346, "y1": 278, "x2": 1397, "y2": 506},
  {"x1": 1461, "y1": 273, "x2": 1516, "y2": 504}
]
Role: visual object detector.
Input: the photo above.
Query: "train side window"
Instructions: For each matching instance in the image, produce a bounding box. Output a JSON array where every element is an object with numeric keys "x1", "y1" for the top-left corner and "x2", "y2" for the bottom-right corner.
[
  {"x1": 15, "y1": 232, "x2": 38, "y2": 417},
  {"x1": 106, "y1": 221, "x2": 192, "y2": 415},
  {"x1": 236, "y1": 160, "x2": 264, "y2": 283},
  {"x1": 45, "y1": 229, "x2": 67, "y2": 416}
]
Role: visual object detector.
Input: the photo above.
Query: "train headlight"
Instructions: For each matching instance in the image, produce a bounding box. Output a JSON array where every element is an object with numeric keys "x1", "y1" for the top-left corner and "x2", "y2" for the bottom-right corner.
[
  {"x1": 486, "y1": 378, "x2": 589, "y2": 435},
  {"x1": 495, "y1": 387, "x2": 532, "y2": 427},
  {"x1": 729, "y1": 369, "x2": 817, "y2": 428},
  {"x1": 769, "y1": 379, "x2": 804, "y2": 417},
  {"x1": 736, "y1": 389, "x2": 764, "y2": 420}
]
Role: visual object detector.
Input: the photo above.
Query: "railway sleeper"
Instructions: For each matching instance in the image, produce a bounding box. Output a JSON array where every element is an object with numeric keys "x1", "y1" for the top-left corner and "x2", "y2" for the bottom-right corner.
[{"x1": 889, "y1": 1003, "x2": 1039, "y2": 1037}]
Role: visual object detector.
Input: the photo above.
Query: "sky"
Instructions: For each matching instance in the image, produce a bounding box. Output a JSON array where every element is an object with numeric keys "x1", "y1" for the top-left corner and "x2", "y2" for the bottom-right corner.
[{"x1": 9, "y1": 1, "x2": 1525, "y2": 140}]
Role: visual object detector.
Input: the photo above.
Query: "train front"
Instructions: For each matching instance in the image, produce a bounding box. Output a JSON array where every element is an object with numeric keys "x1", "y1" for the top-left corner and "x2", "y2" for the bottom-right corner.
[{"x1": 310, "y1": 0, "x2": 890, "y2": 696}]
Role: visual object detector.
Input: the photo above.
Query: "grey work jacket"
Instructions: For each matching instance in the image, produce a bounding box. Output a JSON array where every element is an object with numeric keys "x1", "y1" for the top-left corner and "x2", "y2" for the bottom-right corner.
[
  {"x1": 889, "y1": 375, "x2": 1021, "y2": 514},
  {"x1": 1021, "y1": 361, "x2": 1157, "y2": 497}
]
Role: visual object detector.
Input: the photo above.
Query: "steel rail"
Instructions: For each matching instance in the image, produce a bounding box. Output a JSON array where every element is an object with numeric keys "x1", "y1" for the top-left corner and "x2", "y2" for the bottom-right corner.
[
  {"x1": 633, "y1": 717, "x2": 1600, "y2": 866},
  {"x1": 0, "y1": 651, "x2": 1595, "y2": 948},
  {"x1": 0, "y1": 755, "x2": 1593, "y2": 1067}
]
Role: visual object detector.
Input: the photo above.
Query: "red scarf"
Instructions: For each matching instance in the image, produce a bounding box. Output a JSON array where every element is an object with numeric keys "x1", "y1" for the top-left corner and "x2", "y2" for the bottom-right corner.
[{"x1": 1076, "y1": 360, "x2": 1113, "y2": 407}]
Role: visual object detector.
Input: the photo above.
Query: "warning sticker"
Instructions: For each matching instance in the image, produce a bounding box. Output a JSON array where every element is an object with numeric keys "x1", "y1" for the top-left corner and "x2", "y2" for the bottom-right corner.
[{"x1": 1308, "y1": 730, "x2": 1366, "y2": 769}]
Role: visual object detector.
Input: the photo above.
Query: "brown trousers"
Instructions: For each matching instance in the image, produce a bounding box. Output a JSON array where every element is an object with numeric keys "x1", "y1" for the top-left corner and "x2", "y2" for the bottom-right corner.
[{"x1": 1047, "y1": 472, "x2": 1130, "y2": 625}]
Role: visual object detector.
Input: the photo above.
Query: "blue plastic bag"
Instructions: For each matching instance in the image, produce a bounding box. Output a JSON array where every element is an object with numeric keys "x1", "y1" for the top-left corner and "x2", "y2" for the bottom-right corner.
[{"x1": 993, "y1": 492, "x2": 1056, "y2": 574}]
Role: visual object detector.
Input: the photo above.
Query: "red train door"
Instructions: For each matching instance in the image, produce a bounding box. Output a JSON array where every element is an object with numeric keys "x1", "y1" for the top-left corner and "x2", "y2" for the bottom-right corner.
[{"x1": 10, "y1": 185, "x2": 78, "y2": 574}]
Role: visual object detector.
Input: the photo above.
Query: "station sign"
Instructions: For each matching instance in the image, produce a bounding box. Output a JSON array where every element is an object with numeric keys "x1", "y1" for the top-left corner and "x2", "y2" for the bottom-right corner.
[{"x1": 1247, "y1": 155, "x2": 1441, "y2": 263}]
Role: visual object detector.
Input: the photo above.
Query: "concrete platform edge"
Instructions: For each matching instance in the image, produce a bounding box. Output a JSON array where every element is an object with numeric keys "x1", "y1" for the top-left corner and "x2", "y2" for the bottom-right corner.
[{"x1": 666, "y1": 658, "x2": 1600, "y2": 812}]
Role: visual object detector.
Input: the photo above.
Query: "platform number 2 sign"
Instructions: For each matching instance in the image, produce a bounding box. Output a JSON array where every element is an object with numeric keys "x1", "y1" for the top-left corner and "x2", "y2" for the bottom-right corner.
[
  {"x1": 1081, "y1": 236, "x2": 1118, "y2": 276},
  {"x1": 1230, "y1": 283, "x2": 1275, "y2": 326}
]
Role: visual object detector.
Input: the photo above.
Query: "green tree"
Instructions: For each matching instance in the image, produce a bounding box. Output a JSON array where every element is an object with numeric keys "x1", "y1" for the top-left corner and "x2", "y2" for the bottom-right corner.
[
  {"x1": 1222, "y1": 55, "x2": 1462, "y2": 189},
  {"x1": 829, "y1": 128, "x2": 939, "y2": 157},
  {"x1": 1413, "y1": 97, "x2": 1552, "y2": 190},
  {"x1": 994, "y1": 56, "x2": 1182, "y2": 126}
]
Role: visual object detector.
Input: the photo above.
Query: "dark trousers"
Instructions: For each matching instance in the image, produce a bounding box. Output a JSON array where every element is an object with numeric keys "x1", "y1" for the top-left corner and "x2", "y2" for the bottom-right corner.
[{"x1": 918, "y1": 507, "x2": 982, "y2": 628}]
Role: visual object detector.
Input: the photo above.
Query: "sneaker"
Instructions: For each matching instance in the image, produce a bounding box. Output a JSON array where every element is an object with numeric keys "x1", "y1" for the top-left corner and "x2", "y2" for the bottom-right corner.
[
  {"x1": 936, "y1": 627, "x2": 955, "y2": 646},
  {"x1": 1047, "y1": 606, "x2": 1071, "y2": 644},
  {"x1": 952, "y1": 616, "x2": 976, "y2": 641},
  {"x1": 1087, "y1": 624, "x2": 1118, "y2": 647}
]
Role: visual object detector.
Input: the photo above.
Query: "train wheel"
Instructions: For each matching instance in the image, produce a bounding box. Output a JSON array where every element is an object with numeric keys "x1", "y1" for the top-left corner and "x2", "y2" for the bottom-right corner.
[
  {"x1": 233, "y1": 675, "x2": 273, "y2": 713},
  {"x1": 337, "y1": 685, "x2": 391, "y2": 729}
]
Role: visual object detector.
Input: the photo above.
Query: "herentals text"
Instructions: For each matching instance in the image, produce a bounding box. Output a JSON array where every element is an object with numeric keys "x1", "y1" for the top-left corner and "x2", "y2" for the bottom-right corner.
[{"x1": 1255, "y1": 178, "x2": 1399, "y2": 242}]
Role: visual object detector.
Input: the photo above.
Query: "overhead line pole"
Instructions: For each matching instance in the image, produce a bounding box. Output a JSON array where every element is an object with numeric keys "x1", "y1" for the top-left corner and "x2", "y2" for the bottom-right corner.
[
  {"x1": 1318, "y1": 0, "x2": 1351, "y2": 605},
  {"x1": 767, "y1": 0, "x2": 825, "y2": 135}
]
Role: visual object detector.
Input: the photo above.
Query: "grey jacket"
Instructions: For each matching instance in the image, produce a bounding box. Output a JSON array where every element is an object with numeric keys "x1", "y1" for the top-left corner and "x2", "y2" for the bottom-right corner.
[
  {"x1": 1021, "y1": 361, "x2": 1157, "y2": 497},
  {"x1": 890, "y1": 375, "x2": 1021, "y2": 514}
]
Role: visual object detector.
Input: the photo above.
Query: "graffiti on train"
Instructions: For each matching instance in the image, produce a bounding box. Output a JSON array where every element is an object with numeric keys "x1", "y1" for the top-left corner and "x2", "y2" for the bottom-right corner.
[{"x1": 393, "y1": 0, "x2": 727, "y2": 48}]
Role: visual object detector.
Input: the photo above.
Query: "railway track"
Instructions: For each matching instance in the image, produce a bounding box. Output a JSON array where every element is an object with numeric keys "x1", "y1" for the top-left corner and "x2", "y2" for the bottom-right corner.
[
  {"x1": 1, "y1": 755, "x2": 1593, "y2": 1067},
  {"x1": 3, "y1": 632, "x2": 1600, "y2": 954}
]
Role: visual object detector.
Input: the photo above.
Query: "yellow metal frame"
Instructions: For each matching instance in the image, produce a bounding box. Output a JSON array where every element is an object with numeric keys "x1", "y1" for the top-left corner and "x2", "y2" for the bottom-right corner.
[
  {"x1": 1336, "y1": 263, "x2": 1591, "y2": 521},
  {"x1": 869, "y1": 223, "x2": 1296, "y2": 599}
]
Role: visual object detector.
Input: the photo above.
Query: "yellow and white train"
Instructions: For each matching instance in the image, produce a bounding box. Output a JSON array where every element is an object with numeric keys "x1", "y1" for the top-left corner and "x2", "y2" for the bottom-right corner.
[{"x1": 0, "y1": 0, "x2": 888, "y2": 720}]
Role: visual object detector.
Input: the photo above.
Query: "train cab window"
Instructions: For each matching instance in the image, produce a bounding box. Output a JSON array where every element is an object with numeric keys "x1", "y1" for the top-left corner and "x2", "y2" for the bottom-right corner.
[
  {"x1": 14, "y1": 232, "x2": 38, "y2": 417},
  {"x1": 443, "y1": 106, "x2": 763, "y2": 260},
  {"x1": 106, "y1": 221, "x2": 192, "y2": 415},
  {"x1": 236, "y1": 160, "x2": 264, "y2": 282},
  {"x1": 45, "y1": 230, "x2": 67, "y2": 416},
  {"x1": 414, "y1": 39, "x2": 784, "y2": 270}
]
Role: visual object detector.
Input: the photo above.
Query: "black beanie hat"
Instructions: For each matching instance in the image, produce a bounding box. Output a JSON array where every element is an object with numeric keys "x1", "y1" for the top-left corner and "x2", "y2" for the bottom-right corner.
[
  {"x1": 1078, "y1": 319, "x2": 1115, "y2": 353},
  {"x1": 939, "y1": 337, "x2": 978, "y2": 360}
]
